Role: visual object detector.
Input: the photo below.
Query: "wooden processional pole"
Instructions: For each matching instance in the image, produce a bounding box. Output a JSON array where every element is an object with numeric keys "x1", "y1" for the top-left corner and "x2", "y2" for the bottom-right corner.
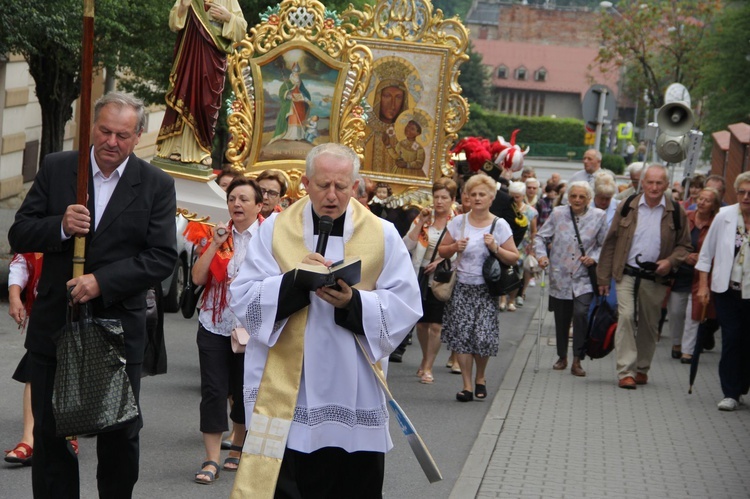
[{"x1": 73, "y1": 0, "x2": 95, "y2": 278}]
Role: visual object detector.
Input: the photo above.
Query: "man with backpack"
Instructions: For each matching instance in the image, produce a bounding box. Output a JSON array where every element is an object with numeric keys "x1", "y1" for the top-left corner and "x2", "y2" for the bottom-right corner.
[{"x1": 597, "y1": 164, "x2": 692, "y2": 389}]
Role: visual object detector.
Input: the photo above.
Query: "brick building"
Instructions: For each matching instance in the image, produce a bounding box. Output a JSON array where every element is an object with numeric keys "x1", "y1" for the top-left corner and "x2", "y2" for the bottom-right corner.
[{"x1": 465, "y1": 1, "x2": 621, "y2": 120}]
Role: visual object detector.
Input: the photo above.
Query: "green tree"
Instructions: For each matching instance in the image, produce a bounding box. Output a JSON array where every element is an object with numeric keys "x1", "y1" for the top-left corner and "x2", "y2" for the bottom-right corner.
[
  {"x1": 594, "y1": 0, "x2": 721, "y2": 113},
  {"x1": 697, "y1": 1, "x2": 750, "y2": 134},
  {"x1": 431, "y1": 0, "x2": 472, "y2": 19},
  {"x1": 458, "y1": 41, "x2": 492, "y2": 108},
  {"x1": 0, "y1": 0, "x2": 373, "y2": 165}
]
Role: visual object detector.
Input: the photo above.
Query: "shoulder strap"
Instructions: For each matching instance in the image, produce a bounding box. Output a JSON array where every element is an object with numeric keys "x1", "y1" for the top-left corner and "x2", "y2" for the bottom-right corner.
[
  {"x1": 428, "y1": 227, "x2": 447, "y2": 263},
  {"x1": 620, "y1": 193, "x2": 638, "y2": 218},
  {"x1": 569, "y1": 206, "x2": 587, "y2": 257},
  {"x1": 671, "y1": 198, "x2": 682, "y2": 233}
]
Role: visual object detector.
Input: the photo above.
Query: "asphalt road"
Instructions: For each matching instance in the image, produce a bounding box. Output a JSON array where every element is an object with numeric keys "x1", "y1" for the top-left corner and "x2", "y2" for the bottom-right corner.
[{"x1": 0, "y1": 286, "x2": 540, "y2": 498}]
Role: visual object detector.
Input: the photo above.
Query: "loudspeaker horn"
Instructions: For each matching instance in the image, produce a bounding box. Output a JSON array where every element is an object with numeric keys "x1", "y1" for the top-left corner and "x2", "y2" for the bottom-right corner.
[{"x1": 656, "y1": 101, "x2": 694, "y2": 136}]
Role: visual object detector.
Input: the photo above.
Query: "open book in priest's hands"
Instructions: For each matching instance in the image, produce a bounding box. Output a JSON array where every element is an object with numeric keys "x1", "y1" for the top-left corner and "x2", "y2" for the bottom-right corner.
[{"x1": 293, "y1": 257, "x2": 362, "y2": 292}]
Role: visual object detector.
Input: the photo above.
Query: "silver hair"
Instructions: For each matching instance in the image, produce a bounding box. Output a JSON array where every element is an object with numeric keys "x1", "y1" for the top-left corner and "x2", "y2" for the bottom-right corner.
[
  {"x1": 735, "y1": 171, "x2": 750, "y2": 191},
  {"x1": 354, "y1": 174, "x2": 367, "y2": 197},
  {"x1": 568, "y1": 180, "x2": 594, "y2": 200},
  {"x1": 508, "y1": 181, "x2": 526, "y2": 196},
  {"x1": 525, "y1": 177, "x2": 540, "y2": 187},
  {"x1": 626, "y1": 161, "x2": 645, "y2": 177},
  {"x1": 642, "y1": 163, "x2": 669, "y2": 182},
  {"x1": 305, "y1": 143, "x2": 361, "y2": 180},
  {"x1": 585, "y1": 148, "x2": 602, "y2": 161},
  {"x1": 94, "y1": 92, "x2": 146, "y2": 134}
]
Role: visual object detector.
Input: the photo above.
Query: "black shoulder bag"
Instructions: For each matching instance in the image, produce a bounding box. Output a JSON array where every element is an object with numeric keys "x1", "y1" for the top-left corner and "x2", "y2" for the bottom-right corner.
[
  {"x1": 570, "y1": 206, "x2": 599, "y2": 295},
  {"x1": 482, "y1": 218, "x2": 522, "y2": 297}
]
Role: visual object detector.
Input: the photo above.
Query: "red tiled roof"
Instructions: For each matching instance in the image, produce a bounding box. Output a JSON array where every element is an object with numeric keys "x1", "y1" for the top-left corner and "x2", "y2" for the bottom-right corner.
[{"x1": 471, "y1": 39, "x2": 620, "y2": 97}]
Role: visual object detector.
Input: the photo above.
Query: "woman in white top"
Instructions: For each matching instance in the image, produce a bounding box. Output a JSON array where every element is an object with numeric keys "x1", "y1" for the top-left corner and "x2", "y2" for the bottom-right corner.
[
  {"x1": 439, "y1": 174, "x2": 519, "y2": 402},
  {"x1": 190, "y1": 178, "x2": 263, "y2": 484},
  {"x1": 696, "y1": 171, "x2": 750, "y2": 412},
  {"x1": 403, "y1": 178, "x2": 457, "y2": 384}
]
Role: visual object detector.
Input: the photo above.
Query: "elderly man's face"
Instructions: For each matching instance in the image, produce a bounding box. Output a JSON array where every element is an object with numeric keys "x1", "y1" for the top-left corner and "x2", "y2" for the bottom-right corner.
[
  {"x1": 642, "y1": 167, "x2": 668, "y2": 207},
  {"x1": 301, "y1": 153, "x2": 356, "y2": 219},
  {"x1": 92, "y1": 104, "x2": 141, "y2": 174},
  {"x1": 379, "y1": 86, "x2": 405, "y2": 123},
  {"x1": 582, "y1": 151, "x2": 600, "y2": 174},
  {"x1": 526, "y1": 183, "x2": 539, "y2": 199}
]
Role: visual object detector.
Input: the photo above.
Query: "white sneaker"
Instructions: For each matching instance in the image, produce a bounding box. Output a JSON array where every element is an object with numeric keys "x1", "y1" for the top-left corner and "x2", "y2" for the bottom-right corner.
[
  {"x1": 718, "y1": 398, "x2": 739, "y2": 411},
  {"x1": 516, "y1": 296, "x2": 524, "y2": 307},
  {"x1": 529, "y1": 278, "x2": 536, "y2": 287}
]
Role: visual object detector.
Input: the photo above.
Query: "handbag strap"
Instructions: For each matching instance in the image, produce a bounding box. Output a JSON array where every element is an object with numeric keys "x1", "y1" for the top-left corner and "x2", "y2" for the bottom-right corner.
[
  {"x1": 569, "y1": 206, "x2": 587, "y2": 258},
  {"x1": 428, "y1": 227, "x2": 448, "y2": 264}
]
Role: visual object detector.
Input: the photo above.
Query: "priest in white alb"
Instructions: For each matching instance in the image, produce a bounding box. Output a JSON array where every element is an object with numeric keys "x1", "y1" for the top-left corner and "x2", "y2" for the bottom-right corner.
[{"x1": 229, "y1": 143, "x2": 422, "y2": 498}]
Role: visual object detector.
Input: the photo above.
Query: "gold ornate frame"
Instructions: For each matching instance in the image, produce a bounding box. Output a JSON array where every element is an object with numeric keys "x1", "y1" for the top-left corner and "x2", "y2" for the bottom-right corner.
[
  {"x1": 342, "y1": 0, "x2": 470, "y2": 186},
  {"x1": 225, "y1": 0, "x2": 372, "y2": 174}
]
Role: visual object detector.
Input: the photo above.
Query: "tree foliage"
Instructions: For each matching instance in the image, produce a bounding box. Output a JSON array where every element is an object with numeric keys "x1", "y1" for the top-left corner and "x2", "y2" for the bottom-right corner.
[
  {"x1": 697, "y1": 1, "x2": 750, "y2": 133},
  {"x1": 458, "y1": 41, "x2": 492, "y2": 108},
  {"x1": 594, "y1": 0, "x2": 721, "y2": 112}
]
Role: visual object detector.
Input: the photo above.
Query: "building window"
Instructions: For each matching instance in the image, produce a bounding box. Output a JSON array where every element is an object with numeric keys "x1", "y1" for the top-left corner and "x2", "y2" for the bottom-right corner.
[
  {"x1": 497, "y1": 65, "x2": 508, "y2": 79},
  {"x1": 515, "y1": 67, "x2": 527, "y2": 80},
  {"x1": 535, "y1": 69, "x2": 547, "y2": 82}
]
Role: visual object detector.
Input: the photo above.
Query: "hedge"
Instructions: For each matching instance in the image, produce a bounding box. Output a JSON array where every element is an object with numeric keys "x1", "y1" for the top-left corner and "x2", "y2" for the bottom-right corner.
[{"x1": 460, "y1": 103, "x2": 586, "y2": 146}]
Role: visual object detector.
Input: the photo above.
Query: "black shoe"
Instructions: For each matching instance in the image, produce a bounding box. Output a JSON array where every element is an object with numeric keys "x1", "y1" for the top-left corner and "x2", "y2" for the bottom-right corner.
[
  {"x1": 671, "y1": 348, "x2": 682, "y2": 359},
  {"x1": 389, "y1": 351, "x2": 403, "y2": 363}
]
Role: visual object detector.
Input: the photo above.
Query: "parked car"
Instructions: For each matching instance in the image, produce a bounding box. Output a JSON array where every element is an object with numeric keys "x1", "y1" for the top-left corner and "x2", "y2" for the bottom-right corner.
[{"x1": 162, "y1": 214, "x2": 199, "y2": 313}]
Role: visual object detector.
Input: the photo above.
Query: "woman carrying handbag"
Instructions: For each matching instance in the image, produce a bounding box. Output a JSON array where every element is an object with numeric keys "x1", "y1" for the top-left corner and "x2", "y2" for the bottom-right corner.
[
  {"x1": 438, "y1": 175, "x2": 518, "y2": 402},
  {"x1": 403, "y1": 179, "x2": 457, "y2": 384}
]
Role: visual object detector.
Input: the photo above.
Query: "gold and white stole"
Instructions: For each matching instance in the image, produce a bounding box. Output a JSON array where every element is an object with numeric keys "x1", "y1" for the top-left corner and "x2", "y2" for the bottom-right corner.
[{"x1": 231, "y1": 198, "x2": 384, "y2": 498}]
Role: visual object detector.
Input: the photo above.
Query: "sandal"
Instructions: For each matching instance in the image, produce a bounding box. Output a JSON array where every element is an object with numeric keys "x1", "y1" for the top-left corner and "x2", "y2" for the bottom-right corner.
[
  {"x1": 475, "y1": 383, "x2": 487, "y2": 399},
  {"x1": 451, "y1": 365, "x2": 462, "y2": 375},
  {"x1": 195, "y1": 460, "x2": 220, "y2": 484},
  {"x1": 456, "y1": 390, "x2": 474, "y2": 402},
  {"x1": 4, "y1": 442, "x2": 33, "y2": 465},
  {"x1": 223, "y1": 445, "x2": 243, "y2": 472},
  {"x1": 416, "y1": 369, "x2": 424, "y2": 378},
  {"x1": 420, "y1": 372, "x2": 434, "y2": 384}
]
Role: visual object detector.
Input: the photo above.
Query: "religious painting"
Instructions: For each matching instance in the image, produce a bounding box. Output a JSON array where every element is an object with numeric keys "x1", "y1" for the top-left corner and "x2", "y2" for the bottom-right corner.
[
  {"x1": 225, "y1": 3, "x2": 372, "y2": 174},
  {"x1": 343, "y1": 0, "x2": 470, "y2": 187},
  {"x1": 254, "y1": 47, "x2": 342, "y2": 163}
]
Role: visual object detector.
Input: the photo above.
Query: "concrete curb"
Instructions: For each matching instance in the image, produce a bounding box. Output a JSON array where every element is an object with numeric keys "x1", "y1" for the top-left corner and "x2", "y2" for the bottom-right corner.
[{"x1": 449, "y1": 320, "x2": 539, "y2": 499}]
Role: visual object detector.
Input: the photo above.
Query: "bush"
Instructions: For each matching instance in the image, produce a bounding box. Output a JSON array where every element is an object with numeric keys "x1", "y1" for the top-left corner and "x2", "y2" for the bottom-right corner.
[
  {"x1": 460, "y1": 104, "x2": 585, "y2": 146},
  {"x1": 601, "y1": 153, "x2": 626, "y2": 175}
]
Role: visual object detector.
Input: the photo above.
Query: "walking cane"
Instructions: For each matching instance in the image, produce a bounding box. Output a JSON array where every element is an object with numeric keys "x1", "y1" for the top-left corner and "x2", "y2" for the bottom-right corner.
[{"x1": 534, "y1": 268, "x2": 546, "y2": 373}]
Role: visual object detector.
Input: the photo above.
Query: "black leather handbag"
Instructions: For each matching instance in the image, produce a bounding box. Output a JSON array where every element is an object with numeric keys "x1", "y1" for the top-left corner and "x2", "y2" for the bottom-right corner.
[{"x1": 482, "y1": 218, "x2": 521, "y2": 296}]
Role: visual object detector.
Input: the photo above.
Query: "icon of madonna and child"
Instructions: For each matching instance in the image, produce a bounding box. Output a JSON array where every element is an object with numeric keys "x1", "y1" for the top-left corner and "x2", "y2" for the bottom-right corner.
[
  {"x1": 363, "y1": 57, "x2": 432, "y2": 178},
  {"x1": 257, "y1": 49, "x2": 339, "y2": 162}
]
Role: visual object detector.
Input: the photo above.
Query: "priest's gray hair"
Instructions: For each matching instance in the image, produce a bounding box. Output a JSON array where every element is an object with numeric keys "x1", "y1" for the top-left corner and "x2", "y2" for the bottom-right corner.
[
  {"x1": 94, "y1": 92, "x2": 146, "y2": 135},
  {"x1": 306, "y1": 143, "x2": 361, "y2": 180}
]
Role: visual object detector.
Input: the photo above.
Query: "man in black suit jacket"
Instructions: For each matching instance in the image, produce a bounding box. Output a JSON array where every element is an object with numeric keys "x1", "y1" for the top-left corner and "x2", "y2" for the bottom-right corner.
[{"x1": 8, "y1": 92, "x2": 177, "y2": 498}]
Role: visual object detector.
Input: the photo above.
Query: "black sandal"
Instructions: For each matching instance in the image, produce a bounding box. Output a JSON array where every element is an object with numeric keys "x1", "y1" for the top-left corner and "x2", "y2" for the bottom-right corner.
[
  {"x1": 456, "y1": 390, "x2": 473, "y2": 402},
  {"x1": 195, "y1": 460, "x2": 220, "y2": 485},
  {"x1": 475, "y1": 383, "x2": 487, "y2": 399},
  {"x1": 223, "y1": 445, "x2": 242, "y2": 472}
]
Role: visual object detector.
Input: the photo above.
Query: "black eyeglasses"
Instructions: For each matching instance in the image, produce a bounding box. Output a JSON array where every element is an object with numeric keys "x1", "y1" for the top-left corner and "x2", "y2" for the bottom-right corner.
[
  {"x1": 261, "y1": 188, "x2": 280, "y2": 198},
  {"x1": 737, "y1": 189, "x2": 750, "y2": 199}
]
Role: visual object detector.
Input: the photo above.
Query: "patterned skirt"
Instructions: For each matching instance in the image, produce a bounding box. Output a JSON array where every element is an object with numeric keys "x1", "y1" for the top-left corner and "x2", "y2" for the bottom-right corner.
[{"x1": 441, "y1": 281, "x2": 500, "y2": 357}]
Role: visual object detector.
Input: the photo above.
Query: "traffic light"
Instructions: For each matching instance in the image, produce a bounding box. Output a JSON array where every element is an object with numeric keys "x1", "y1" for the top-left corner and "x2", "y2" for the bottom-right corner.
[{"x1": 655, "y1": 101, "x2": 694, "y2": 163}]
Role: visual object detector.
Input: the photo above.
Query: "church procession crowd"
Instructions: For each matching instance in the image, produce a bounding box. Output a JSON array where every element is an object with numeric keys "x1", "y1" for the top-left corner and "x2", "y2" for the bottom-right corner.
[
  {"x1": 5, "y1": 88, "x2": 749, "y2": 496},
  {"x1": 3, "y1": 1, "x2": 750, "y2": 498}
]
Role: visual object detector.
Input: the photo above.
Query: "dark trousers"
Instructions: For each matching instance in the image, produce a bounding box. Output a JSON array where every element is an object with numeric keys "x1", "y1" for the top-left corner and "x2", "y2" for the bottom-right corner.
[
  {"x1": 275, "y1": 447, "x2": 384, "y2": 499},
  {"x1": 550, "y1": 293, "x2": 593, "y2": 359},
  {"x1": 197, "y1": 325, "x2": 245, "y2": 432},
  {"x1": 714, "y1": 290, "x2": 750, "y2": 400},
  {"x1": 29, "y1": 352, "x2": 143, "y2": 499}
]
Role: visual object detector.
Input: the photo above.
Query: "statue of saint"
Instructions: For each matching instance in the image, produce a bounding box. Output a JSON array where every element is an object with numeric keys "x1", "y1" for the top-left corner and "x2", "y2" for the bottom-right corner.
[{"x1": 156, "y1": 0, "x2": 247, "y2": 167}]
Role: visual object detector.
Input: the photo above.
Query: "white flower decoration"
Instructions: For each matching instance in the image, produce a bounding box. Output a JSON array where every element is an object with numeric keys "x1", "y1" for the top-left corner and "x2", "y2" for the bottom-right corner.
[
  {"x1": 411, "y1": 142, "x2": 419, "y2": 151},
  {"x1": 387, "y1": 126, "x2": 395, "y2": 137},
  {"x1": 289, "y1": 7, "x2": 314, "y2": 27}
]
